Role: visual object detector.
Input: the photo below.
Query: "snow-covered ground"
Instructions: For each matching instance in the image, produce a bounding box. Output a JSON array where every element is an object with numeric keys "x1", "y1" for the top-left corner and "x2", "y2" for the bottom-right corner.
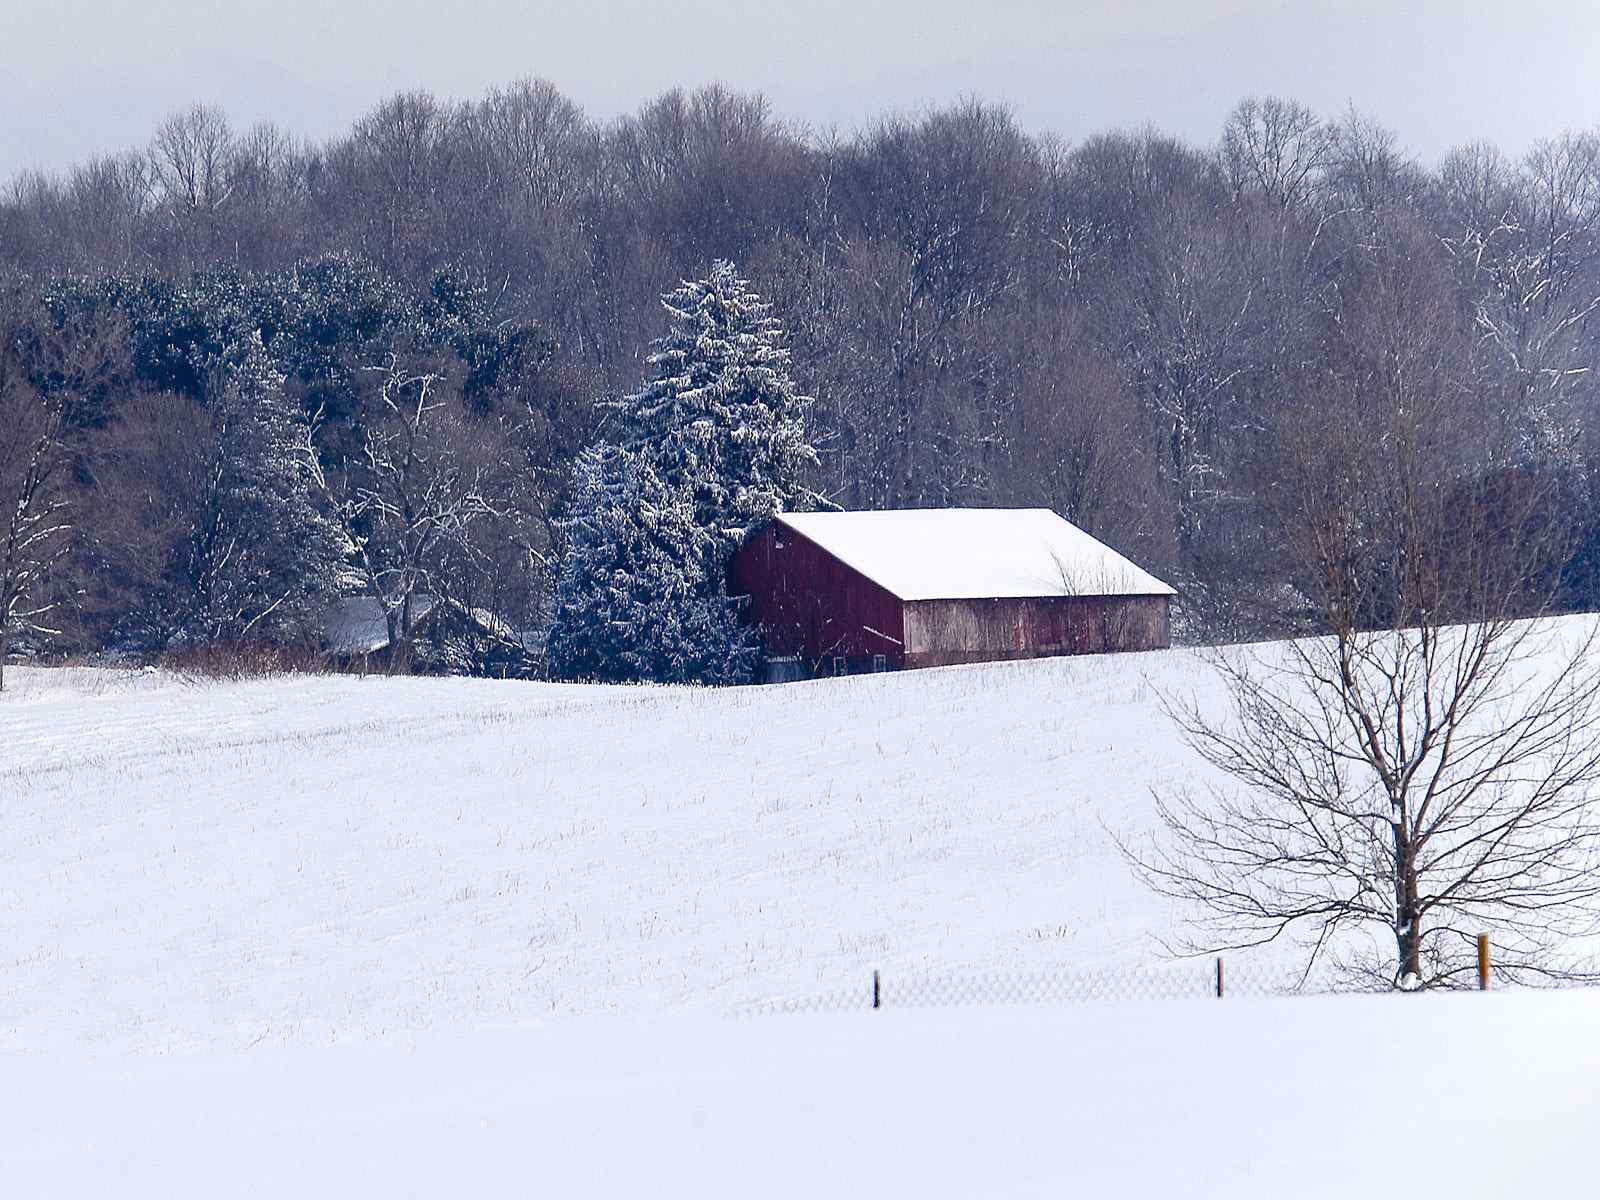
[
  {"x1": 3, "y1": 633, "x2": 1597, "y2": 1195},
  {"x1": 5, "y1": 997, "x2": 1591, "y2": 1197},
  {"x1": 1, "y1": 648, "x2": 1226, "y2": 1053}
]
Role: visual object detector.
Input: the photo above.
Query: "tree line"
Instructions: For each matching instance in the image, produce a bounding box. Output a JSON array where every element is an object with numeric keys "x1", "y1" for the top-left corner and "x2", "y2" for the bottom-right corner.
[{"x1": 5, "y1": 84, "x2": 1600, "y2": 677}]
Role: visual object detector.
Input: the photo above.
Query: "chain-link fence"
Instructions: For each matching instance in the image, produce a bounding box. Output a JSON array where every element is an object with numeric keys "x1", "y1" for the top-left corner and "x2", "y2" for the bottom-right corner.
[
  {"x1": 737, "y1": 960, "x2": 1339, "y2": 1015},
  {"x1": 736, "y1": 935, "x2": 1600, "y2": 1014}
]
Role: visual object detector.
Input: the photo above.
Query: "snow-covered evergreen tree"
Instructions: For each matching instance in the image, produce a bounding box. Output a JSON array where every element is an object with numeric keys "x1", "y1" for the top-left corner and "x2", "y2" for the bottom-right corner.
[
  {"x1": 609, "y1": 259, "x2": 821, "y2": 551},
  {"x1": 546, "y1": 445, "x2": 755, "y2": 684},
  {"x1": 548, "y1": 261, "x2": 819, "y2": 683},
  {"x1": 181, "y1": 331, "x2": 348, "y2": 642}
]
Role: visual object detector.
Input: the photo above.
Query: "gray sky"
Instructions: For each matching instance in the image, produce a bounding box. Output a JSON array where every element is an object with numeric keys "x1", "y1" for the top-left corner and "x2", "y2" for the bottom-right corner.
[{"x1": 5, "y1": 0, "x2": 1600, "y2": 182}]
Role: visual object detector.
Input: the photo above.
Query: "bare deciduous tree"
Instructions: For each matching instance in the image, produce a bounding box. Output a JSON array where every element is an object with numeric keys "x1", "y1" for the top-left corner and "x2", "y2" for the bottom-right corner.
[
  {"x1": 0, "y1": 346, "x2": 71, "y2": 690},
  {"x1": 78, "y1": 389, "x2": 213, "y2": 649},
  {"x1": 303, "y1": 354, "x2": 519, "y2": 668},
  {"x1": 1148, "y1": 596, "x2": 1600, "y2": 989},
  {"x1": 150, "y1": 104, "x2": 237, "y2": 267},
  {"x1": 1135, "y1": 236, "x2": 1600, "y2": 988},
  {"x1": 0, "y1": 300, "x2": 123, "y2": 689},
  {"x1": 1436, "y1": 132, "x2": 1600, "y2": 465},
  {"x1": 1221, "y1": 96, "x2": 1328, "y2": 211}
]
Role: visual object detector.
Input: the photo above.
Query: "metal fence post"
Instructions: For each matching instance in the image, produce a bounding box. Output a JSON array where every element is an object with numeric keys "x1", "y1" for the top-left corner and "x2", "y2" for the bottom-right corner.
[
  {"x1": 873, "y1": 969, "x2": 881, "y2": 1009},
  {"x1": 1215, "y1": 957, "x2": 1224, "y2": 998}
]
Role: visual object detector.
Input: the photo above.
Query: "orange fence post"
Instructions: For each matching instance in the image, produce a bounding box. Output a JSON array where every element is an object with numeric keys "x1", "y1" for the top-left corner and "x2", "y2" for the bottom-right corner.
[{"x1": 1477, "y1": 935, "x2": 1491, "y2": 991}]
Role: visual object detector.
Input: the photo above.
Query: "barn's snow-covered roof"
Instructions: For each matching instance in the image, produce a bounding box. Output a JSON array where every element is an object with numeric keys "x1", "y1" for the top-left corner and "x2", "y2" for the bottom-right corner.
[{"x1": 773, "y1": 508, "x2": 1176, "y2": 601}]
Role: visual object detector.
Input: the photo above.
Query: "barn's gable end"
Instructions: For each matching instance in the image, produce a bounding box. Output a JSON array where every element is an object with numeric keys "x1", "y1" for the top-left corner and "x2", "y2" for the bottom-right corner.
[{"x1": 728, "y1": 521, "x2": 906, "y2": 671}]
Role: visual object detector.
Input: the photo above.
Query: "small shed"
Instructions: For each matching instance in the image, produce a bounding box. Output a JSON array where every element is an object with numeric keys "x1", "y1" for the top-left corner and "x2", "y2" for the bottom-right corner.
[
  {"x1": 728, "y1": 508, "x2": 1175, "y2": 676},
  {"x1": 321, "y1": 595, "x2": 529, "y2": 675}
]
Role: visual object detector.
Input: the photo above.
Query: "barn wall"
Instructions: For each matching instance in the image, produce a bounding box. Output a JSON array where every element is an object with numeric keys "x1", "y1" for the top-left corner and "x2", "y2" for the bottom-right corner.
[
  {"x1": 901, "y1": 595, "x2": 1170, "y2": 667},
  {"x1": 728, "y1": 522, "x2": 906, "y2": 671}
]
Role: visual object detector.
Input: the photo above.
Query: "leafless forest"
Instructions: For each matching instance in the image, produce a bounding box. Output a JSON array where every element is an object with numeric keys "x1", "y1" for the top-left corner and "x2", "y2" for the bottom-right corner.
[{"x1": 4, "y1": 83, "x2": 1600, "y2": 671}]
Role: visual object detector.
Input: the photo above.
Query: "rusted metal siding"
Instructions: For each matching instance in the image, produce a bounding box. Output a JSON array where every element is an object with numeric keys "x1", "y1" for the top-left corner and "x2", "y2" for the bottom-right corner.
[
  {"x1": 728, "y1": 522, "x2": 906, "y2": 671},
  {"x1": 901, "y1": 594, "x2": 1170, "y2": 668}
]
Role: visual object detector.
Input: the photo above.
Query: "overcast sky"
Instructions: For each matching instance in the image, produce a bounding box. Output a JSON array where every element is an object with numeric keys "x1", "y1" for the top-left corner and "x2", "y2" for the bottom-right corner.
[{"x1": 4, "y1": 0, "x2": 1600, "y2": 182}]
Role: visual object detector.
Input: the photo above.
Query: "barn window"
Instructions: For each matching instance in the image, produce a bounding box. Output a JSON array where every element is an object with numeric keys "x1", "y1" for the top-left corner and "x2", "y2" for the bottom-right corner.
[
  {"x1": 872, "y1": 654, "x2": 887, "y2": 673},
  {"x1": 831, "y1": 655, "x2": 847, "y2": 676}
]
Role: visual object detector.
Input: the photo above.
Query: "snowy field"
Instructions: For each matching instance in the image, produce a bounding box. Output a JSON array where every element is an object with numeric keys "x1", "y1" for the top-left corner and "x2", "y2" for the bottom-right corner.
[
  {"x1": 1, "y1": 648, "x2": 1222, "y2": 1052},
  {"x1": 3, "y1": 628, "x2": 1597, "y2": 1194},
  {"x1": 6, "y1": 995, "x2": 1592, "y2": 1197}
]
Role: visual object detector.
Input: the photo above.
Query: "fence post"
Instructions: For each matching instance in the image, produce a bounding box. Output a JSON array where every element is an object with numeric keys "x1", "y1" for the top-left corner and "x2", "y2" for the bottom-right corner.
[
  {"x1": 1215, "y1": 957, "x2": 1224, "y2": 998},
  {"x1": 1477, "y1": 934, "x2": 1491, "y2": 991},
  {"x1": 872, "y1": 969, "x2": 881, "y2": 1010}
]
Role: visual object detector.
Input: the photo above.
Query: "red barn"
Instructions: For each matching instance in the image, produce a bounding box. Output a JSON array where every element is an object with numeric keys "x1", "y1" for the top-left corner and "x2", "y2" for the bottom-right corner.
[{"x1": 729, "y1": 508, "x2": 1175, "y2": 678}]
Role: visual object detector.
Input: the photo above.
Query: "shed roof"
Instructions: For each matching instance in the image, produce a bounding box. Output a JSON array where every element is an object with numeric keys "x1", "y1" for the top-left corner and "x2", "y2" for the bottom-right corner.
[
  {"x1": 321, "y1": 595, "x2": 437, "y2": 655},
  {"x1": 772, "y1": 508, "x2": 1176, "y2": 601},
  {"x1": 322, "y1": 595, "x2": 526, "y2": 657}
]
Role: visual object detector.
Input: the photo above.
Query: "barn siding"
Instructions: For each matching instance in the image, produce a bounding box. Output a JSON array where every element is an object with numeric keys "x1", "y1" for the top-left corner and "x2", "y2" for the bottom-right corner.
[
  {"x1": 901, "y1": 595, "x2": 1170, "y2": 667},
  {"x1": 728, "y1": 522, "x2": 906, "y2": 671}
]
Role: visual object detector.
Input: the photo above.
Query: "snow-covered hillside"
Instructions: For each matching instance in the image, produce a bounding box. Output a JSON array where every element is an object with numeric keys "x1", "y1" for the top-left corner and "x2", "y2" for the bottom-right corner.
[
  {"x1": 5, "y1": 635, "x2": 1599, "y2": 1196},
  {"x1": 1, "y1": 644, "x2": 1229, "y2": 1053}
]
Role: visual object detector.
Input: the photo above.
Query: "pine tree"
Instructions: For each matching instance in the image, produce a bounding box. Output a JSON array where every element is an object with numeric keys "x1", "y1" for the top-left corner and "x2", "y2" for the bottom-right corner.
[
  {"x1": 548, "y1": 261, "x2": 819, "y2": 683},
  {"x1": 609, "y1": 259, "x2": 821, "y2": 551},
  {"x1": 180, "y1": 331, "x2": 349, "y2": 642},
  {"x1": 546, "y1": 445, "x2": 754, "y2": 684}
]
